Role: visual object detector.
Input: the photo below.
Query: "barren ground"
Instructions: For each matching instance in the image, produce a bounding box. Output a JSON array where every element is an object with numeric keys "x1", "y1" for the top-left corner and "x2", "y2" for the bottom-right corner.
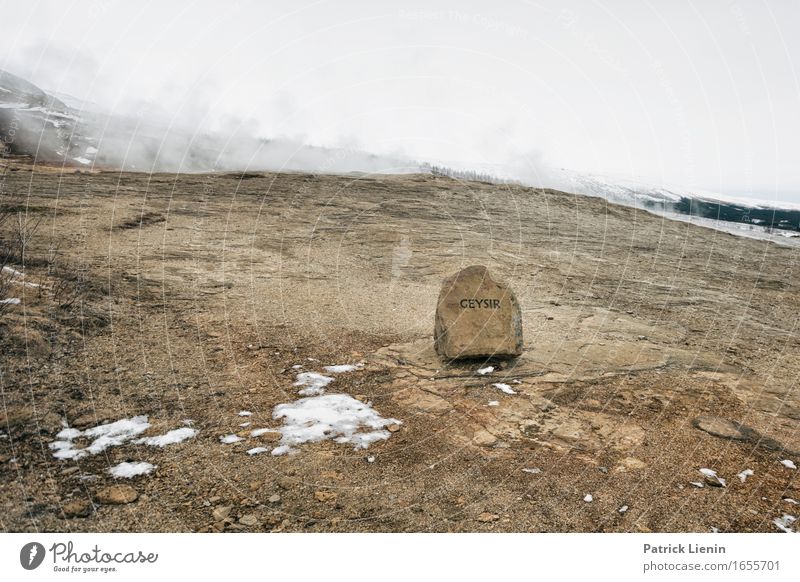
[{"x1": 1, "y1": 159, "x2": 798, "y2": 532}]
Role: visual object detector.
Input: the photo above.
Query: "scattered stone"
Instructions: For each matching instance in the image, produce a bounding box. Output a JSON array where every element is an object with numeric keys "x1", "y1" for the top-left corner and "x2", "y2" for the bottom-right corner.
[
  {"x1": 699, "y1": 468, "x2": 726, "y2": 487},
  {"x1": 95, "y1": 485, "x2": 138, "y2": 505},
  {"x1": 693, "y1": 416, "x2": 750, "y2": 440},
  {"x1": 61, "y1": 498, "x2": 93, "y2": 518},
  {"x1": 239, "y1": 514, "x2": 259, "y2": 527},
  {"x1": 472, "y1": 429, "x2": 498, "y2": 447},
  {"x1": 212, "y1": 505, "x2": 232, "y2": 522},
  {"x1": 387, "y1": 423, "x2": 401, "y2": 433},
  {"x1": 277, "y1": 476, "x2": 299, "y2": 490},
  {"x1": 60, "y1": 466, "x2": 80, "y2": 476},
  {"x1": 314, "y1": 490, "x2": 337, "y2": 503},
  {"x1": 477, "y1": 512, "x2": 500, "y2": 522},
  {"x1": 434, "y1": 265, "x2": 523, "y2": 360},
  {"x1": 690, "y1": 482, "x2": 705, "y2": 488},
  {"x1": 522, "y1": 468, "x2": 541, "y2": 474},
  {"x1": 268, "y1": 494, "x2": 281, "y2": 504},
  {"x1": 366, "y1": 455, "x2": 375, "y2": 463},
  {"x1": 618, "y1": 505, "x2": 629, "y2": 513},
  {"x1": 584, "y1": 494, "x2": 593, "y2": 503},
  {"x1": 252, "y1": 430, "x2": 281, "y2": 442},
  {"x1": 208, "y1": 496, "x2": 221, "y2": 504}
]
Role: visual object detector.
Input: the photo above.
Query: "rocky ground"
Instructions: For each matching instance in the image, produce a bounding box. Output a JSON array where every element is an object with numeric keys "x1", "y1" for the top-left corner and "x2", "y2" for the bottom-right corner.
[{"x1": 1, "y1": 158, "x2": 798, "y2": 532}]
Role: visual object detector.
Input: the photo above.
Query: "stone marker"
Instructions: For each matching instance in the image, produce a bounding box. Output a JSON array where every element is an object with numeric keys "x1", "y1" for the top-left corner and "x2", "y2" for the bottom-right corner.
[{"x1": 434, "y1": 265, "x2": 523, "y2": 360}]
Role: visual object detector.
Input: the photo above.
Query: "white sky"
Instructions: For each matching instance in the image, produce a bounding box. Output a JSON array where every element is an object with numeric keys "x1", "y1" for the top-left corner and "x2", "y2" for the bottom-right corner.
[{"x1": 1, "y1": 0, "x2": 799, "y2": 199}]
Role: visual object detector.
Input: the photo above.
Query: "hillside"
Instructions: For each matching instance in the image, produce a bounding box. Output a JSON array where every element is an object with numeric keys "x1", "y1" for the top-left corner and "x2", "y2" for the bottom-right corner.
[{"x1": 1, "y1": 160, "x2": 798, "y2": 532}]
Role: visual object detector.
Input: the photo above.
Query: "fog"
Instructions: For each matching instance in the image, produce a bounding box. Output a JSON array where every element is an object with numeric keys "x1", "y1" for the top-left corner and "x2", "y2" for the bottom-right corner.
[{"x1": 1, "y1": 0, "x2": 799, "y2": 199}]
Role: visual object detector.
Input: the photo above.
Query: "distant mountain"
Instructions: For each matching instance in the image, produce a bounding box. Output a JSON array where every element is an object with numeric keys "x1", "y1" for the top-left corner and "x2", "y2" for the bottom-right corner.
[
  {"x1": 0, "y1": 69, "x2": 81, "y2": 162},
  {"x1": 0, "y1": 69, "x2": 412, "y2": 174}
]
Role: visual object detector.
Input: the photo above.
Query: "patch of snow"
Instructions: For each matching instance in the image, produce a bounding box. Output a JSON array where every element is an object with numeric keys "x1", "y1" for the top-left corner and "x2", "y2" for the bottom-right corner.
[
  {"x1": 493, "y1": 383, "x2": 517, "y2": 395},
  {"x1": 780, "y1": 459, "x2": 797, "y2": 469},
  {"x1": 239, "y1": 422, "x2": 251, "y2": 427},
  {"x1": 476, "y1": 366, "x2": 494, "y2": 375},
  {"x1": 134, "y1": 427, "x2": 198, "y2": 447},
  {"x1": 737, "y1": 469, "x2": 754, "y2": 483},
  {"x1": 85, "y1": 146, "x2": 98, "y2": 155},
  {"x1": 294, "y1": 372, "x2": 334, "y2": 396},
  {"x1": 323, "y1": 363, "x2": 363, "y2": 373},
  {"x1": 73, "y1": 157, "x2": 91, "y2": 165},
  {"x1": 522, "y1": 468, "x2": 541, "y2": 474},
  {"x1": 488, "y1": 400, "x2": 500, "y2": 406},
  {"x1": 219, "y1": 434, "x2": 243, "y2": 444},
  {"x1": 0, "y1": 298, "x2": 21, "y2": 305},
  {"x1": 584, "y1": 494, "x2": 593, "y2": 503},
  {"x1": 250, "y1": 428, "x2": 277, "y2": 437},
  {"x1": 49, "y1": 416, "x2": 151, "y2": 460},
  {"x1": 619, "y1": 505, "x2": 629, "y2": 513},
  {"x1": 783, "y1": 498, "x2": 798, "y2": 505},
  {"x1": 773, "y1": 514, "x2": 796, "y2": 533},
  {"x1": 690, "y1": 482, "x2": 705, "y2": 488},
  {"x1": 271, "y1": 393, "x2": 400, "y2": 456},
  {"x1": 247, "y1": 447, "x2": 269, "y2": 455},
  {"x1": 238, "y1": 411, "x2": 252, "y2": 417},
  {"x1": 292, "y1": 364, "x2": 303, "y2": 369},
  {"x1": 710, "y1": 526, "x2": 720, "y2": 533},
  {"x1": 367, "y1": 455, "x2": 375, "y2": 463},
  {"x1": 109, "y1": 461, "x2": 155, "y2": 478}
]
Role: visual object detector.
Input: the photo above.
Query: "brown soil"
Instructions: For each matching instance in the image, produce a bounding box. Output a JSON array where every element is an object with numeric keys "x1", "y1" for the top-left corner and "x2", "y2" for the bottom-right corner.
[{"x1": 1, "y1": 159, "x2": 798, "y2": 532}]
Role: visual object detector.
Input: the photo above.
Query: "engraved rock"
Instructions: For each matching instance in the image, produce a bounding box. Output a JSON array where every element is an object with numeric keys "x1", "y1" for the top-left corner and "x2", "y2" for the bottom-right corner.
[{"x1": 434, "y1": 265, "x2": 523, "y2": 359}]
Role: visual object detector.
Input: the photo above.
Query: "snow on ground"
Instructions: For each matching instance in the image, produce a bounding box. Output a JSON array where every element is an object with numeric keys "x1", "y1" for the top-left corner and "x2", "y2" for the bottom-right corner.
[
  {"x1": 2, "y1": 266, "x2": 40, "y2": 287},
  {"x1": 219, "y1": 434, "x2": 243, "y2": 444},
  {"x1": 323, "y1": 363, "x2": 363, "y2": 373},
  {"x1": 780, "y1": 459, "x2": 797, "y2": 469},
  {"x1": 49, "y1": 416, "x2": 151, "y2": 460},
  {"x1": 134, "y1": 427, "x2": 198, "y2": 447},
  {"x1": 0, "y1": 298, "x2": 21, "y2": 305},
  {"x1": 73, "y1": 157, "x2": 91, "y2": 165},
  {"x1": 488, "y1": 400, "x2": 500, "y2": 406},
  {"x1": 584, "y1": 494, "x2": 593, "y2": 503},
  {"x1": 247, "y1": 447, "x2": 270, "y2": 455},
  {"x1": 522, "y1": 468, "x2": 541, "y2": 474},
  {"x1": 773, "y1": 514, "x2": 796, "y2": 533},
  {"x1": 271, "y1": 394, "x2": 401, "y2": 456},
  {"x1": 493, "y1": 383, "x2": 517, "y2": 395},
  {"x1": 690, "y1": 482, "x2": 704, "y2": 488},
  {"x1": 250, "y1": 428, "x2": 277, "y2": 437},
  {"x1": 293, "y1": 372, "x2": 334, "y2": 396},
  {"x1": 737, "y1": 469, "x2": 754, "y2": 483},
  {"x1": 619, "y1": 505, "x2": 629, "y2": 513},
  {"x1": 238, "y1": 411, "x2": 252, "y2": 417},
  {"x1": 109, "y1": 461, "x2": 155, "y2": 478},
  {"x1": 476, "y1": 366, "x2": 494, "y2": 375}
]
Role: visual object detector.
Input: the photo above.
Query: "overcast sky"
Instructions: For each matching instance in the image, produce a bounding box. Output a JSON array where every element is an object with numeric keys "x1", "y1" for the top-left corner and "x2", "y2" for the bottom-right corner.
[{"x1": 2, "y1": 0, "x2": 799, "y2": 199}]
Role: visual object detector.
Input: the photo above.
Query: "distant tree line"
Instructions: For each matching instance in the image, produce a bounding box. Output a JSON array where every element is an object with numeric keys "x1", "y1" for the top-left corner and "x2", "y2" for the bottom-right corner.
[{"x1": 420, "y1": 163, "x2": 513, "y2": 185}]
